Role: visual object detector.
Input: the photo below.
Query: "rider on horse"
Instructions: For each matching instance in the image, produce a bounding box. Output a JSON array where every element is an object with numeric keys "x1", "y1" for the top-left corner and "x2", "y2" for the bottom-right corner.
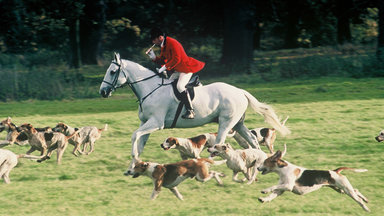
[{"x1": 146, "y1": 27, "x2": 205, "y2": 119}]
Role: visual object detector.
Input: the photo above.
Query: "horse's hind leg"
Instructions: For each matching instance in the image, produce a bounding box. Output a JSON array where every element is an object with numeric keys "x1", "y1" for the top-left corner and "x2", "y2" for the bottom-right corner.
[
  {"x1": 215, "y1": 112, "x2": 248, "y2": 146},
  {"x1": 233, "y1": 121, "x2": 260, "y2": 149},
  {"x1": 215, "y1": 124, "x2": 237, "y2": 146},
  {"x1": 232, "y1": 133, "x2": 252, "y2": 149}
]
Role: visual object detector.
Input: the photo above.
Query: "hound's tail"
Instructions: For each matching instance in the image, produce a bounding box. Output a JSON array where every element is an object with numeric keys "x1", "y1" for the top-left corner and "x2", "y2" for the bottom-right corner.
[
  {"x1": 282, "y1": 116, "x2": 289, "y2": 126},
  {"x1": 243, "y1": 90, "x2": 291, "y2": 136},
  {"x1": 199, "y1": 158, "x2": 214, "y2": 164},
  {"x1": 99, "y1": 124, "x2": 108, "y2": 133},
  {"x1": 212, "y1": 159, "x2": 227, "y2": 165},
  {"x1": 65, "y1": 130, "x2": 80, "y2": 140},
  {"x1": 334, "y1": 167, "x2": 368, "y2": 174}
]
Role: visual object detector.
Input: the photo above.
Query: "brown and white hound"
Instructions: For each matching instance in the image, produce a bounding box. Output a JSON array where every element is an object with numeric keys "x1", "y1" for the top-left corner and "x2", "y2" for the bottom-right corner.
[
  {"x1": 125, "y1": 158, "x2": 225, "y2": 200},
  {"x1": 0, "y1": 117, "x2": 34, "y2": 147},
  {"x1": 208, "y1": 143, "x2": 267, "y2": 184},
  {"x1": 160, "y1": 133, "x2": 218, "y2": 160},
  {"x1": 19, "y1": 123, "x2": 78, "y2": 164},
  {"x1": 230, "y1": 116, "x2": 289, "y2": 153},
  {"x1": 375, "y1": 130, "x2": 384, "y2": 142},
  {"x1": 0, "y1": 149, "x2": 43, "y2": 184},
  {"x1": 53, "y1": 122, "x2": 108, "y2": 156},
  {"x1": 257, "y1": 144, "x2": 370, "y2": 212}
]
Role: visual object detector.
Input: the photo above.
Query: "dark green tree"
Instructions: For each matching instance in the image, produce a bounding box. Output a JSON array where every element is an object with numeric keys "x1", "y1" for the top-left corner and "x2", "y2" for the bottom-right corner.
[
  {"x1": 378, "y1": 0, "x2": 384, "y2": 61},
  {"x1": 79, "y1": 0, "x2": 106, "y2": 65},
  {"x1": 221, "y1": 0, "x2": 254, "y2": 74}
]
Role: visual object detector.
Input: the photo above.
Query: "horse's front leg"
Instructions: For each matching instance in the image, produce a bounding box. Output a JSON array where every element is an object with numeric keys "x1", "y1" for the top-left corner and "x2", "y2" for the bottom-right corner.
[{"x1": 125, "y1": 118, "x2": 164, "y2": 175}]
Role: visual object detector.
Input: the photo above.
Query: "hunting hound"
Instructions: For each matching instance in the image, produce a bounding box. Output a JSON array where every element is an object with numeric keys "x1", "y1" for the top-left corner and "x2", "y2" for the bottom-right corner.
[
  {"x1": 0, "y1": 149, "x2": 41, "y2": 184},
  {"x1": 0, "y1": 117, "x2": 28, "y2": 147},
  {"x1": 230, "y1": 116, "x2": 289, "y2": 153},
  {"x1": 160, "y1": 133, "x2": 218, "y2": 160},
  {"x1": 208, "y1": 143, "x2": 267, "y2": 184},
  {"x1": 19, "y1": 123, "x2": 78, "y2": 164},
  {"x1": 53, "y1": 122, "x2": 108, "y2": 156},
  {"x1": 257, "y1": 145, "x2": 370, "y2": 212},
  {"x1": 375, "y1": 130, "x2": 384, "y2": 142},
  {"x1": 1, "y1": 117, "x2": 52, "y2": 147},
  {"x1": 125, "y1": 158, "x2": 225, "y2": 200}
]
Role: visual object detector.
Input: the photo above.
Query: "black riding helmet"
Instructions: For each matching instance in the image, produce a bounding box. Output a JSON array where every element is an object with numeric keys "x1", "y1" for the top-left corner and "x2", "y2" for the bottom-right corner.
[{"x1": 150, "y1": 27, "x2": 164, "y2": 41}]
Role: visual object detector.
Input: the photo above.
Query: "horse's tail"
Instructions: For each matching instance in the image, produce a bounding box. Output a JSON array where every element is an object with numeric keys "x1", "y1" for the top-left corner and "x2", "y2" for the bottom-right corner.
[{"x1": 243, "y1": 90, "x2": 291, "y2": 136}]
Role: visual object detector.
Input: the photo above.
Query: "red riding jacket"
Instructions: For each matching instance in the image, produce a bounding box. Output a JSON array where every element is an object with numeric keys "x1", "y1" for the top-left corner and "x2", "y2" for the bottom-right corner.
[{"x1": 153, "y1": 36, "x2": 205, "y2": 73}]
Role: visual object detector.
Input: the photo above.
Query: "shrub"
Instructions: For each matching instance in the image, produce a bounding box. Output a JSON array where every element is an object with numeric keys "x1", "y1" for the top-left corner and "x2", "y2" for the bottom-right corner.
[
  {"x1": 0, "y1": 66, "x2": 97, "y2": 102},
  {"x1": 252, "y1": 45, "x2": 382, "y2": 81}
]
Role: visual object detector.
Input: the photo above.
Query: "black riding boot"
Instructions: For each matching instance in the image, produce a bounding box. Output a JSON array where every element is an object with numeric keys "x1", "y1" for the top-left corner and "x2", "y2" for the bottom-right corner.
[{"x1": 181, "y1": 90, "x2": 195, "y2": 119}]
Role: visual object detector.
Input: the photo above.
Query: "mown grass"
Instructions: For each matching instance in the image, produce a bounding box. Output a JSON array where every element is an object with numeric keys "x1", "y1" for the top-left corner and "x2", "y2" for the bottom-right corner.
[{"x1": 0, "y1": 77, "x2": 383, "y2": 216}]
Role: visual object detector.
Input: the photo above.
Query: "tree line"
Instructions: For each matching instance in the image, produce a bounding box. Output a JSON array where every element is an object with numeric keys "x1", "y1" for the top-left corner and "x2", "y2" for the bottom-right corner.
[{"x1": 1, "y1": 0, "x2": 383, "y2": 73}]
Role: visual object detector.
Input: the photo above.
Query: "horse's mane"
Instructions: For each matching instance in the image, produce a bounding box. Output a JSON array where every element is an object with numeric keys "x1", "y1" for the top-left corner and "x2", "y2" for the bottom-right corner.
[
  {"x1": 121, "y1": 59, "x2": 175, "y2": 84},
  {"x1": 122, "y1": 59, "x2": 155, "y2": 75}
]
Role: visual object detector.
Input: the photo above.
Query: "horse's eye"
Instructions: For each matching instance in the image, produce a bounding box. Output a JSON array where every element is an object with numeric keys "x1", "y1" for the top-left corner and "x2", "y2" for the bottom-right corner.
[{"x1": 110, "y1": 70, "x2": 116, "y2": 75}]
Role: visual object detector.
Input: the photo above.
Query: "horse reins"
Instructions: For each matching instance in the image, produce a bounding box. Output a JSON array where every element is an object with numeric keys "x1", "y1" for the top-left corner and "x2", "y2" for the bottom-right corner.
[
  {"x1": 102, "y1": 61, "x2": 125, "y2": 90},
  {"x1": 102, "y1": 61, "x2": 171, "y2": 110}
]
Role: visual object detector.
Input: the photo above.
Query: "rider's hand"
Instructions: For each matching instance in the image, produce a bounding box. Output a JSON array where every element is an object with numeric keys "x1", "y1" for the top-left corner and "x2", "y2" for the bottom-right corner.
[
  {"x1": 157, "y1": 65, "x2": 166, "y2": 73},
  {"x1": 156, "y1": 65, "x2": 168, "y2": 78},
  {"x1": 146, "y1": 49, "x2": 156, "y2": 60}
]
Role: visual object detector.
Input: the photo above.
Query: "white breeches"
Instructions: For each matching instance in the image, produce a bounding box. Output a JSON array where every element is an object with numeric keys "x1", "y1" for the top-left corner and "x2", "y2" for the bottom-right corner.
[{"x1": 169, "y1": 72, "x2": 193, "y2": 93}]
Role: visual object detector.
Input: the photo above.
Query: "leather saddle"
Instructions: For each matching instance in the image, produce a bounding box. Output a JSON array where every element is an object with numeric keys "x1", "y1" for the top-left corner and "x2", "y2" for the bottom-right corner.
[{"x1": 171, "y1": 75, "x2": 201, "y2": 101}]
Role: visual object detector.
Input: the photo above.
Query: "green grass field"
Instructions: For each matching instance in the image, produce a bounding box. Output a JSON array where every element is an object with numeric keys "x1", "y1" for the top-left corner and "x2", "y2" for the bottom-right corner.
[{"x1": 0, "y1": 77, "x2": 383, "y2": 216}]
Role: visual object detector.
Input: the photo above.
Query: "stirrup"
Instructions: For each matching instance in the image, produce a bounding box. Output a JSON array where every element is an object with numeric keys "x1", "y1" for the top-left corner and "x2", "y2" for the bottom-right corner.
[{"x1": 182, "y1": 110, "x2": 195, "y2": 119}]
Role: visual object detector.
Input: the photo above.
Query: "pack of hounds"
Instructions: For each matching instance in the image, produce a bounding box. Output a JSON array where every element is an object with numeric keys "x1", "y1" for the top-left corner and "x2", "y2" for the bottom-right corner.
[
  {"x1": 0, "y1": 117, "x2": 107, "y2": 178},
  {"x1": 2, "y1": 116, "x2": 381, "y2": 212}
]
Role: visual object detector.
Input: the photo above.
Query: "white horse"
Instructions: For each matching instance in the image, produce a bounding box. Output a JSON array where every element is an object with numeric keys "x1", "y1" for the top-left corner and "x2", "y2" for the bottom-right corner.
[{"x1": 99, "y1": 53, "x2": 290, "y2": 173}]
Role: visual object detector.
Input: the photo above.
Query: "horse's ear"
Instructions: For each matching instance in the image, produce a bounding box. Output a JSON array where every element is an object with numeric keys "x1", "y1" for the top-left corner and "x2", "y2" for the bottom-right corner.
[{"x1": 114, "y1": 52, "x2": 121, "y2": 64}]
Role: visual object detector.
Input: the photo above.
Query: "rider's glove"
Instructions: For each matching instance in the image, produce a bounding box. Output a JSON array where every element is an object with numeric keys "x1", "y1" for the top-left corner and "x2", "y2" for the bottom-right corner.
[
  {"x1": 146, "y1": 49, "x2": 156, "y2": 60},
  {"x1": 156, "y1": 65, "x2": 168, "y2": 78}
]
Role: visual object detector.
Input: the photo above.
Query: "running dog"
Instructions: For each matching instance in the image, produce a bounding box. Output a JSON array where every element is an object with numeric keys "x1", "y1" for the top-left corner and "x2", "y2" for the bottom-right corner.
[
  {"x1": 208, "y1": 143, "x2": 267, "y2": 184},
  {"x1": 125, "y1": 158, "x2": 225, "y2": 200},
  {"x1": 160, "y1": 133, "x2": 218, "y2": 159},
  {"x1": 0, "y1": 149, "x2": 19, "y2": 184},
  {"x1": 230, "y1": 116, "x2": 289, "y2": 153},
  {"x1": 257, "y1": 145, "x2": 370, "y2": 212},
  {"x1": 0, "y1": 149, "x2": 42, "y2": 184},
  {"x1": 0, "y1": 117, "x2": 28, "y2": 147},
  {"x1": 53, "y1": 122, "x2": 108, "y2": 156},
  {"x1": 19, "y1": 123, "x2": 78, "y2": 164},
  {"x1": 375, "y1": 130, "x2": 384, "y2": 142},
  {"x1": 0, "y1": 117, "x2": 52, "y2": 147}
]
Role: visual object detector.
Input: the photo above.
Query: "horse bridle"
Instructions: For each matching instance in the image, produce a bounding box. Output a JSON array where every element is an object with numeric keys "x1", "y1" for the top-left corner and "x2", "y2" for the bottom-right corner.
[
  {"x1": 102, "y1": 61, "x2": 125, "y2": 90},
  {"x1": 102, "y1": 61, "x2": 171, "y2": 109}
]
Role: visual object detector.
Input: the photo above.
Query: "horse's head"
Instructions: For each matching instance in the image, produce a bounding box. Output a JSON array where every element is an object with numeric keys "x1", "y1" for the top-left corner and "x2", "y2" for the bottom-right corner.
[{"x1": 99, "y1": 53, "x2": 127, "y2": 98}]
